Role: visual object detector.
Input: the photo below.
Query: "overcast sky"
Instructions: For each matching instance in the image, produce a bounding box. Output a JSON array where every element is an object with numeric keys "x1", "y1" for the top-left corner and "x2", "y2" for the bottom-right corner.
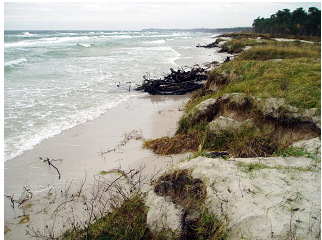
[{"x1": 4, "y1": 2, "x2": 321, "y2": 31}]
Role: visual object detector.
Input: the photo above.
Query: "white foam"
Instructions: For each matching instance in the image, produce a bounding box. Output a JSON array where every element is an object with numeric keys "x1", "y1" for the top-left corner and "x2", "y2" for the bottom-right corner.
[
  {"x1": 4, "y1": 36, "x2": 94, "y2": 49},
  {"x1": 99, "y1": 35, "x2": 133, "y2": 40},
  {"x1": 4, "y1": 94, "x2": 139, "y2": 162},
  {"x1": 4, "y1": 30, "x2": 212, "y2": 163},
  {"x1": 79, "y1": 43, "x2": 91, "y2": 48},
  {"x1": 4, "y1": 58, "x2": 27, "y2": 67},
  {"x1": 59, "y1": 32, "x2": 77, "y2": 35},
  {"x1": 145, "y1": 39, "x2": 166, "y2": 44},
  {"x1": 23, "y1": 31, "x2": 35, "y2": 36}
]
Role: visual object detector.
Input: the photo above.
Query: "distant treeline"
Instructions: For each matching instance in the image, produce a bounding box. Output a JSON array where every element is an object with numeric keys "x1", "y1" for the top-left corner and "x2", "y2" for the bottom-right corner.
[
  {"x1": 141, "y1": 27, "x2": 253, "y2": 33},
  {"x1": 253, "y1": 7, "x2": 321, "y2": 36}
]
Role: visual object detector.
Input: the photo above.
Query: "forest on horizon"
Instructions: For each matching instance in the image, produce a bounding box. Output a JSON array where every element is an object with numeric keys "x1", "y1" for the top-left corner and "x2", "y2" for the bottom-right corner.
[{"x1": 253, "y1": 7, "x2": 321, "y2": 36}]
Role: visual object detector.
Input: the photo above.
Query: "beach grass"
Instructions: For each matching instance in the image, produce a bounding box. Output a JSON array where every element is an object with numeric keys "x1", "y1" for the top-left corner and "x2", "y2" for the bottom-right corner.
[
  {"x1": 62, "y1": 193, "x2": 153, "y2": 240},
  {"x1": 145, "y1": 33, "x2": 321, "y2": 157},
  {"x1": 62, "y1": 170, "x2": 229, "y2": 240},
  {"x1": 187, "y1": 40, "x2": 321, "y2": 111}
]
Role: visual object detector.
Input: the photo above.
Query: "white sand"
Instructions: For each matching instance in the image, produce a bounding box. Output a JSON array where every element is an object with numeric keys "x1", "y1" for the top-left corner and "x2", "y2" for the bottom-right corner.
[
  {"x1": 167, "y1": 151, "x2": 321, "y2": 239},
  {"x1": 4, "y1": 94, "x2": 191, "y2": 239}
]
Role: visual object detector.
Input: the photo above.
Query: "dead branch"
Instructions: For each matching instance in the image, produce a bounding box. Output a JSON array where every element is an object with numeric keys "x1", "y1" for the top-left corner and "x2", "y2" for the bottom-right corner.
[
  {"x1": 103, "y1": 169, "x2": 136, "y2": 192},
  {"x1": 4, "y1": 194, "x2": 15, "y2": 209},
  {"x1": 4, "y1": 185, "x2": 33, "y2": 209},
  {"x1": 40, "y1": 157, "x2": 61, "y2": 180},
  {"x1": 135, "y1": 66, "x2": 208, "y2": 95}
]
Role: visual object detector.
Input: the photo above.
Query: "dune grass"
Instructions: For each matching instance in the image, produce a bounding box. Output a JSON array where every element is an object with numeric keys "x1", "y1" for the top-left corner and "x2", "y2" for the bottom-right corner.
[
  {"x1": 62, "y1": 193, "x2": 152, "y2": 240},
  {"x1": 187, "y1": 39, "x2": 321, "y2": 112},
  {"x1": 145, "y1": 34, "x2": 321, "y2": 157},
  {"x1": 216, "y1": 58, "x2": 320, "y2": 109}
]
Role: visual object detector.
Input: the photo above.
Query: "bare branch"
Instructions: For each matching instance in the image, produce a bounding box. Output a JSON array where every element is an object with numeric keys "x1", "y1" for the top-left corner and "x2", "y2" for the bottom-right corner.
[{"x1": 40, "y1": 157, "x2": 62, "y2": 180}]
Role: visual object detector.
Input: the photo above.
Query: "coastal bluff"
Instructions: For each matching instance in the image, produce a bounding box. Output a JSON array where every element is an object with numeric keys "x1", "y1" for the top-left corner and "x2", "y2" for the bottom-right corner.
[
  {"x1": 144, "y1": 92, "x2": 320, "y2": 238},
  {"x1": 143, "y1": 32, "x2": 321, "y2": 239}
]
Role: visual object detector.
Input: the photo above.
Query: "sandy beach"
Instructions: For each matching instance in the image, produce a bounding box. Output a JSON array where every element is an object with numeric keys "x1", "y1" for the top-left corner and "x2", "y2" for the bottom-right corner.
[
  {"x1": 4, "y1": 34, "x2": 321, "y2": 239},
  {"x1": 4, "y1": 39, "x2": 228, "y2": 238},
  {"x1": 4, "y1": 93, "x2": 192, "y2": 238}
]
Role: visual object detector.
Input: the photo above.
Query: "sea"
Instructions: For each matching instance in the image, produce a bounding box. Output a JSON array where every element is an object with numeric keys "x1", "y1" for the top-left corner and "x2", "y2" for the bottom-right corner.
[{"x1": 4, "y1": 30, "x2": 218, "y2": 162}]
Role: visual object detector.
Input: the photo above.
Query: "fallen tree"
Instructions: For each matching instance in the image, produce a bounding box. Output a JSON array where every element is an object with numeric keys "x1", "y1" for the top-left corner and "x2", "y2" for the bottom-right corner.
[{"x1": 135, "y1": 66, "x2": 208, "y2": 95}]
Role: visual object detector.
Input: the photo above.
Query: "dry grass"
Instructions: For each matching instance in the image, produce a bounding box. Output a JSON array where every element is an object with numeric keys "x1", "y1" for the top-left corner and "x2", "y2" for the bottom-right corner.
[
  {"x1": 203, "y1": 130, "x2": 276, "y2": 158},
  {"x1": 143, "y1": 134, "x2": 200, "y2": 155}
]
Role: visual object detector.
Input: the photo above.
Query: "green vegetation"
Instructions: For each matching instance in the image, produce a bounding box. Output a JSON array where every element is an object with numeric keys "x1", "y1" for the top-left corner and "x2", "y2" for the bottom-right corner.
[
  {"x1": 62, "y1": 170, "x2": 229, "y2": 240},
  {"x1": 144, "y1": 33, "x2": 320, "y2": 157},
  {"x1": 221, "y1": 37, "x2": 267, "y2": 53},
  {"x1": 63, "y1": 193, "x2": 153, "y2": 240},
  {"x1": 275, "y1": 147, "x2": 317, "y2": 159},
  {"x1": 196, "y1": 39, "x2": 321, "y2": 110},
  {"x1": 203, "y1": 127, "x2": 275, "y2": 158},
  {"x1": 196, "y1": 208, "x2": 229, "y2": 239},
  {"x1": 237, "y1": 162, "x2": 270, "y2": 179},
  {"x1": 99, "y1": 170, "x2": 108, "y2": 175},
  {"x1": 211, "y1": 58, "x2": 320, "y2": 110},
  {"x1": 253, "y1": 7, "x2": 321, "y2": 37},
  {"x1": 236, "y1": 161, "x2": 317, "y2": 177},
  {"x1": 62, "y1": 32, "x2": 320, "y2": 240},
  {"x1": 186, "y1": 38, "x2": 320, "y2": 112}
]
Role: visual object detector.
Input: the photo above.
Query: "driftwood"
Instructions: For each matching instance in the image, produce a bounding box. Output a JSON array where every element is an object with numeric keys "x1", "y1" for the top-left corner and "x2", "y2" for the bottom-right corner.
[
  {"x1": 196, "y1": 42, "x2": 219, "y2": 48},
  {"x1": 40, "y1": 157, "x2": 62, "y2": 180},
  {"x1": 196, "y1": 38, "x2": 224, "y2": 49},
  {"x1": 135, "y1": 66, "x2": 208, "y2": 95}
]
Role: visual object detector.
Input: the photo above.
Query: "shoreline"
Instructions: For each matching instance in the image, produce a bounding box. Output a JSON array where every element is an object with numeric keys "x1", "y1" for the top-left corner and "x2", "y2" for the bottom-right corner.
[
  {"x1": 4, "y1": 32, "x2": 321, "y2": 239},
  {"x1": 4, "y1": 33, "x2": 228, "y2": 163},
  {"x1": 4, "y1": 90, "x2": 193, "y2": 239},
  {"x1": 4, "y1": 35, "x2": 231, "y2": 239}
]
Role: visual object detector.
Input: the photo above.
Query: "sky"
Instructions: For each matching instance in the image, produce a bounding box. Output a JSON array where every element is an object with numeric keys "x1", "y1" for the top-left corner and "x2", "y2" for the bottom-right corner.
[{"x1": 3, "y1": 2, "x2": 322, "y2": 31}]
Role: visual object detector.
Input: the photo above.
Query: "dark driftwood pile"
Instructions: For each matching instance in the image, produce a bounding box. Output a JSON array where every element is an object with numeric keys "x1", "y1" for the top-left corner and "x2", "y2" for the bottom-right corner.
[{"x1": 135, "y1": 67, "x2": 208, "y2": 95}]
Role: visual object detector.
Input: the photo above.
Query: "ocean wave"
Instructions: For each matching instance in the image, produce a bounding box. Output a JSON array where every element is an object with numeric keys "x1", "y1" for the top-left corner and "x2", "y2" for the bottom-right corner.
[
  {"x1": 4, "y1": 36, "x2": 94, "y2": 49},
  {"x1": 144, "y1": 39, "x2": 166, "y2": 44},
  {"x1": 100, "y1": 35, "x2": 133, "y2": 39},
  {"x1": 59, "y1": 32, "x2": 77, "y2": 35},
  {"x1": 4, "y1": 94, "x2": 138, "y2": 162},
  {"x1": 4, "y1": 58, "x2": 27, "y2": 67},
  {"x1": 23, "y1": 31, "x2": 36, "y2": 36},
  {"x1": 77, "y1": 43, "x2": 91, "y2": 48},
  {"x1": 143, "y1": 33, "x2": 183, "y2": 38},
  {"x1": 4, "y1": 31, "x2": 212, "y2": 163}
]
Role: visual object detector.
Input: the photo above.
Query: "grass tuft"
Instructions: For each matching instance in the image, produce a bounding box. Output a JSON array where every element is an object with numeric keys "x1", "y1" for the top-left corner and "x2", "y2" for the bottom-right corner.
[
  {"x1": 197, "y1": 208, "x2": 229, "y2": 240},
  {"x1": 62, "y1": 193, "x2": 153, "y2": 240},
  {"x1": 275, "y1": 147, "x2": 317, "y2": 159},
  {"x1": 143, "y1": 134, "x2": 201, "y2": 155}
]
